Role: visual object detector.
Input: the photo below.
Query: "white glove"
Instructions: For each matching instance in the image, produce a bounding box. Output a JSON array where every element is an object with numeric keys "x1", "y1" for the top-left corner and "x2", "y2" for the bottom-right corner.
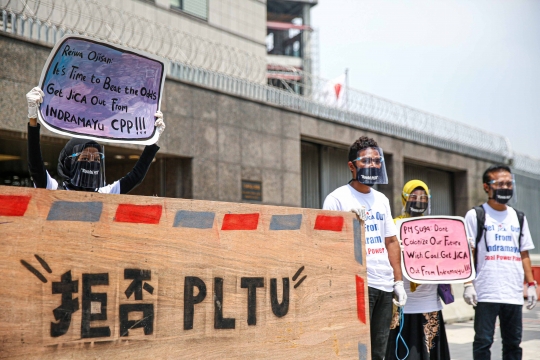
[
  {"x1": 463, "y1": 283, "x2": 477, "y2": 306},
  {"x1": 154, "y1": 110, "x2": 165, "y2": 136},
  {"x1": 527, "y1": 283, "x2": 537, "y2": 310},
  {"x1": 350, "y1": 206, "x2": 367, "y2": 221},
  {"x1": 26, "y1": 87, "x2": 44, "y2": 119},
  {"x1": 393, "y1": 280, "x2": 407, "y2": 307}
]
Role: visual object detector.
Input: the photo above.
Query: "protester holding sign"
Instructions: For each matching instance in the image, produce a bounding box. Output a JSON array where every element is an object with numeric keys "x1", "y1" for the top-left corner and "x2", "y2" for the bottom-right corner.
[
  {"x1": 464, "y1": 165, "x2": 536, "y2": 360},
  {"x1": 26, "y1": 87, "x2": 165, "y2": 193},
  {"x1": 386, "y1": 180, "x2": 451, "y2": 360},
  {"x1": 323, "y1": 136, "x2": 405, "y2": 360}
]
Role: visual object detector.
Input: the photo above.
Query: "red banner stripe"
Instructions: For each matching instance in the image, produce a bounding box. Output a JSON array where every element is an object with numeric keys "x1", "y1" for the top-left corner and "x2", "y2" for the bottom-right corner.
[
  {"x1": 314, "y1": 215, "x2": 344, "y2": 232},
  {"x1": 114, "y1": 204, "x2": 162, "y2": 224},
  {"x1": 355, "y1": 275, "x2": 366, "y2": 324},
  {"x1": 221, "y1": 213, "x2": 259, "y2": 230},
  {"x1": 0, "y1": 195, "x2": 31, "y2": 216}
]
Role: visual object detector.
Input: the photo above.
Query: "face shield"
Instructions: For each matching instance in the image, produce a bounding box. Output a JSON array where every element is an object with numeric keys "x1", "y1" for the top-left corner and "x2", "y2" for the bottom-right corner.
[
  {"x1": 66, "y1": 144, "x2": 105, "y2": 190},
  {"x1": 352, "y1": 147, "x2": 388, "y2": 185},
  {"x1": 404, "y1": 190, "x2": 431, "y2": 216},
  {"x1": 487, "y1": 173, "x2": 516, "y2": 206}
]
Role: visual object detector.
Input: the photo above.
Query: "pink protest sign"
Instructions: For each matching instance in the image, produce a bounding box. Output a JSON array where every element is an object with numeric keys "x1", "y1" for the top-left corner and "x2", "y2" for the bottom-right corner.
[
  {"x1": 38, "y1": 35, "x2": 167, "y2": 145},
  {"x1": 396, "y1": 216, "x2": 475, "y2": 284}
]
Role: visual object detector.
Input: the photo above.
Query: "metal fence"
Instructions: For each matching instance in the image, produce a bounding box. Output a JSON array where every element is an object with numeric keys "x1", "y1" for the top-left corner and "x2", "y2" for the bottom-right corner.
[
  {"x1": 0, "y1": 0, "x2": 267, "y2": 82},
  {"x1": 2, "y1": 0, "x2": 540, "y2": 173},
  {"x1": 514, "y1": 154, "x2": 540, "y2": 179},
  {"x1": 171, "y1": 61, "x2": 510, "y2": 163}
]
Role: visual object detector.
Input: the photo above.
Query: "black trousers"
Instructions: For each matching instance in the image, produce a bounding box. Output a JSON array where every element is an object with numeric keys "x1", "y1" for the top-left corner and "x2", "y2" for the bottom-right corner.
[
  {"x1": 368, "y1": 286, "x2": 393, "y2": 360},
  {"x1": 473, "y1": 302, "x2": 523, "y2": 360}
]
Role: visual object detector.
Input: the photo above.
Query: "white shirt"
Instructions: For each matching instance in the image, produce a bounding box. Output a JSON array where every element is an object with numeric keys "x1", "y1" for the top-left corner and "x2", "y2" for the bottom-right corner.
[
  {"x1": 40, "y1": 170, "x2": 121, "y2": 194},
  {"x1": 323, "y1": 184, "x2": 398, "y2": 292},
  {"x1": 465, "y1": 203, "x2": 535, "y2": 305},
  {"x1": 402, "y1": 279, "x2": 442, "y2": 314}
]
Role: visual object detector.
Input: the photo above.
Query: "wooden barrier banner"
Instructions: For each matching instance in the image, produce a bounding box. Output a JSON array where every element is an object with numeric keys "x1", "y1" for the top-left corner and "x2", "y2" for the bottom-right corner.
[
  {"x1": 0, "y1": 187, "x2": 370, "y2": 359},
  {"x1": 396, "y1": 216, "x2": 475, "y2": 284},
  {"x1": 38, "y1": 35, "x2": 166, "y2": 145}
]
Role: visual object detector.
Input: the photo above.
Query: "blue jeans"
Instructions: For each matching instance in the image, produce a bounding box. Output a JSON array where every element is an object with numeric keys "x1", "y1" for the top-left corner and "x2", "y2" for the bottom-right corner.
[
  {"x1": 473, "y1": 302, "x2": 522, "y2": 360},
  {"x1": 368, "y1": 286, "x2": 393, "y2": 360}
]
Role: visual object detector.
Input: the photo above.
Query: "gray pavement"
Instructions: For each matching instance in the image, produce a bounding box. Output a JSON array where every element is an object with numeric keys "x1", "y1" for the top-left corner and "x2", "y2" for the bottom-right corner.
[{"x1": 446, "y1": 305, "x2": 540, "y2": 360}]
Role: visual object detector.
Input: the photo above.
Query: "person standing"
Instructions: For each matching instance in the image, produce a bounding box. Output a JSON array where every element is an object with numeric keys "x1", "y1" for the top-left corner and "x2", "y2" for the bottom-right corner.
[
  {"x1": 323, "y1": 136, "x2": 406, "y2": 360},
  {"x1": 26, "y1": 87, "x2": 165, "y2": 194},
  {"x1": 463, "y1": 165, "x2": 537, "y2": 360},
  {"x1": 386, "y1": 180, "x2": 451, "y2": 360}
]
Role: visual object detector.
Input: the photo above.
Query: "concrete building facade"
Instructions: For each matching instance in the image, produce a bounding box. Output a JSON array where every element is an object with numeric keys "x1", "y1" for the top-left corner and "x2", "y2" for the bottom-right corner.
[{"x1": 0, "y1": 33, "x2": 498, "y2": 212}]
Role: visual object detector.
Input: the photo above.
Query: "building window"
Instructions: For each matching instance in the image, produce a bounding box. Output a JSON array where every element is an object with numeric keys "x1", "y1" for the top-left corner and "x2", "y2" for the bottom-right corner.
[
  {"x1": 301, "y1": 141, "x2": 351, "y2": 209},
  {"x1": 171, "y1": 0, "x2": 208, "y2": 21}
]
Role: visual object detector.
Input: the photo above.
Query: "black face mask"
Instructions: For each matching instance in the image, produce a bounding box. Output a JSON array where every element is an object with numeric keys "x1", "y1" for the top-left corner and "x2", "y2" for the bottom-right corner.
[
  {"x1": 405, "y1": 201, "x2": 428, "y2": 216},
  {"x1": 492, "y1": 188, "x2": 513, "y2": 204},
  {"x1": 356, "y1": 167, "x2": 382, "y2": 185},
  {"x1": 70, "y1": 161, "x2": 102, "y2": 189}
]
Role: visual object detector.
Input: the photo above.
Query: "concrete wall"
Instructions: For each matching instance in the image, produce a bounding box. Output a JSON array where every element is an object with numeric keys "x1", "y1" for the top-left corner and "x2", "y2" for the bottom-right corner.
[
  {"x1": 0, "y1": 33, "x2": 300, "y2": 206},
  {"x1": 7, "y1": 0, "x2": 267, "y2": 81},
  {"x1": 299, "y1": 114, "x2": 493, "y2": 215},
  {"x1": 159, "y1": 79, "x2": 302, "y2": 206},
  {"x1": 117, "y1": 0, "x2": 267, "y2": 60},
  {"x1": 0, "y1": 32, "x2": 495, "y2": 211}
]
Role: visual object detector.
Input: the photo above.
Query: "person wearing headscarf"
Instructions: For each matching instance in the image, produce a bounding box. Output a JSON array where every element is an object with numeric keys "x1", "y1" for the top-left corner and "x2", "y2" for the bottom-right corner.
[
  {"x1": 395, "y1": 179, "x2": 431, "y2": 221},
  {"x1": 385, "y1": 179, "x2": 451, "y2": 360},
  {"x1": 25, "y1": 87, "x2": 165, "y2": 193}
]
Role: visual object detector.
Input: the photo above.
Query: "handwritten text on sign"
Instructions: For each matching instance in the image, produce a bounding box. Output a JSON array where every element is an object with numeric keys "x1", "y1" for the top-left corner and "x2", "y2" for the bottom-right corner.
[
  {"x1": 38, "y1": 35, "x2": 166, "y2": 145},
  {"x1": 397, "y1": 216, "x2": 475, "y2": 284}
]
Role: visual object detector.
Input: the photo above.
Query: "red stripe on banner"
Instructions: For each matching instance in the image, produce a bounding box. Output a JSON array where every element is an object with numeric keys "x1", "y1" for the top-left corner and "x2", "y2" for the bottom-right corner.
[
  {"x1": 356, "y1": 275, "x2": 366, "y2": 324},
  {"x1": 114, "y1": 204, "x2": 162, "y2": 224},
  {"x1": 0, "y1": 195, "x2": 31, "y2": 216},
  {"x1": 221, "y1": 213, "x2": 259, "y2": 230},
  {"x1": 314, "y1": 215, "x2": 344, "y2": 231}
]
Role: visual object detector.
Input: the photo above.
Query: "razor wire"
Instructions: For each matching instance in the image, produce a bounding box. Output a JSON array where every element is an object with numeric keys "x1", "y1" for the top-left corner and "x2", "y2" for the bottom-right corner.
[
  {"x1": 0, "y1": 0, "x2": 267, "y2": 82},
  {"x1": 3, "y1": 0, "x2": 539, "y2": 170},
  {"x1": 174, "y1": 62, "x2": 513, "y2": 164},
  {"x1": 514, "y1": 154, "x2": 540, "y2": 179},
  {"x1": 269, "y1": 68, "x2": 513, "y2": 162}
]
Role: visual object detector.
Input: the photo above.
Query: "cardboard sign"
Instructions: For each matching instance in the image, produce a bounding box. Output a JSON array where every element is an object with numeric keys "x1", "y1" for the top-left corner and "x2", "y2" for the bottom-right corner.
[
  {"x1": 0, "y1": 186, "x2": 370, "y2": 359},
  {"x1": 396, "y1": 216, "x2": 475, "y2": 284},
  {"x1": 38, "y1": 35, "x2": 166, "y2": 145}
]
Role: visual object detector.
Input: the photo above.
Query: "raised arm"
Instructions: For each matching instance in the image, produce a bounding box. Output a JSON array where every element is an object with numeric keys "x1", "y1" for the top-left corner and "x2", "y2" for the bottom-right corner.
[
  {"x1": 26, "y1": 88, "x2": 48, "y2": 188},
  {"x1": 118, "y1": 110, "x2": 165, "y2": 194},
  {"x1": 118, "y1": 144, "x2": 160, "y2": 194}
]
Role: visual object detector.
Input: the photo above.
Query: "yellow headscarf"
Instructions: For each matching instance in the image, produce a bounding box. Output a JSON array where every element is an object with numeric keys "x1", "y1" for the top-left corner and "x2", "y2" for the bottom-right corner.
[
  {"x1": 401, "y1": 179, "x2": 430, "y2": 207},
  {"x1": 394, "y1": 179, "x2": 430, "y2": 292}
]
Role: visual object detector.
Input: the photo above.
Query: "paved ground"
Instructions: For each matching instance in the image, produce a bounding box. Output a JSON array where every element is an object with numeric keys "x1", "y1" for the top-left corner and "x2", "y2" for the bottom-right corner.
[{"x1": 446, "y1": 305, "x2": 540, "y2": 360}]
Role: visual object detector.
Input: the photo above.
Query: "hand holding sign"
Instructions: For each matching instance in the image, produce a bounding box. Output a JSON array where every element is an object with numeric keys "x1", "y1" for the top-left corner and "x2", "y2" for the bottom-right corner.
[
  {"x1": 37, "y1": 35, "x2": 167, "y2": 145},
  {"x1": 396, "y1": 216, "x2": 476, "y2": 284},
  {"x1": 26, "y1": 87, "x2": 45, "y2": 120},
  {"x1": 154, "y1": 110, "x2": 165, "y2": 137}
]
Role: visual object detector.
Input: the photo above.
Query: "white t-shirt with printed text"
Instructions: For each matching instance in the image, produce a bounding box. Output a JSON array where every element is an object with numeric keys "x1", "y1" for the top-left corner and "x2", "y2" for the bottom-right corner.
[
  {"x1": 465, "y1": 203, "x2": 534, "y2": 305},
  {"x1": 402, "y1": 279, "x2": 442, "y2": 314},
  {"x1": 323, "y1": 185, "x2": 398, "y2": 292}
]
